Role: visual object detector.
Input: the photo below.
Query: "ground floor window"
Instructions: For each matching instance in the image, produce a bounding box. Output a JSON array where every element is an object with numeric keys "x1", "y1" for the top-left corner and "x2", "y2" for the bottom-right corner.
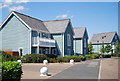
[
  {"x1": 39, "y1": 48, "x2": 42, "y2": 54},
  {"x1": 67, "y1": 49, "x2": 71, "y2": 55},
  {"x1": 52, "y1": 49, "x2": 56, "y2": 54}
]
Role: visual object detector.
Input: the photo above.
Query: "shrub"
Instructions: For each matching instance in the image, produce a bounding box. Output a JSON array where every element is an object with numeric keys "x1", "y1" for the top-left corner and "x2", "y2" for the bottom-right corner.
[
  {"x1": 2, "y1": 52, "x2": 11, "y2": 62},
  {"x1": 45, "y1": 54, "x2": 57, "y2": 58},
  {"x1": 11, "y1": 56, "x2": 21, "y2": 61},
  {"x1": 84, "y1": 54, "x2": 101, "y2": 60},
  {"x1": 21, "y1": 54, "x2": 47, "y2": 63},
  {"x1": 47, "y1": 58, "x2": 57, "y2": 63},
  {"x1": 102, "y1": 54, "x2": 111, "y2": 58},
  {"x1": 56, "y1": 55, "x2": 85, "y2": 63},
  {"x1": 2, "y1": 61, "x2": 22, "y2": 81}
]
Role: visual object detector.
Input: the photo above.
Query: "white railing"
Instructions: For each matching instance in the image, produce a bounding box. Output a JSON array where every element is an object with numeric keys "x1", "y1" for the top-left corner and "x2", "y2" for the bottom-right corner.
[
  {"x1": 39, "y1": 38, "x2": 55, "y2": 47},
  {"x1": 32, "y1": 37, "x2": 55, "y2": 47}
]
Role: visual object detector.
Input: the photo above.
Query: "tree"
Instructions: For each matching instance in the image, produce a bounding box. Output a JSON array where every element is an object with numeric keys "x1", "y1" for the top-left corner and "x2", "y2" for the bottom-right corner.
[
  {"x1": 88, "y1": 42, "x2": 94, "y2": 54},
  {"x1": 105, "y1": 44, "x2": 112, "y2": 54},
  {"x1": 115, "y1": 40, "x2": 120, "y2": 54},
  {"x1": 100, "y1": 44, "x2": 105, "y2": 54}
]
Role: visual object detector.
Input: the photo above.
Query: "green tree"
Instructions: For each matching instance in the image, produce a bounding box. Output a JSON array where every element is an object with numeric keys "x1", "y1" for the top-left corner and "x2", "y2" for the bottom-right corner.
[
  {"x1": 88, "y1": 42, "x2": 94, "y2": 54},
  {"x1": 115, "y1": 40, "x2": 120, "y2": 54},
  {"x1": 100, "y1": 44, "x2": 105, "y2": 54},
  {"x1": 105, "y1": 44, "x2": 112, "y2": 54}
]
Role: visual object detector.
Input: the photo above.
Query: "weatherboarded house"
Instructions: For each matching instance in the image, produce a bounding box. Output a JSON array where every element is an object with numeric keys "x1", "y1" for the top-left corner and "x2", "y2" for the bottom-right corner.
[
  {"x1": 0, "y1": 11, "x2": 75, "y2": 57},
  {"x1": 90, "y1": 32, "x2": 120, "y2": 53},
  {"x1": 73, "y1": 28, "x2": 88, "y2": 55}
]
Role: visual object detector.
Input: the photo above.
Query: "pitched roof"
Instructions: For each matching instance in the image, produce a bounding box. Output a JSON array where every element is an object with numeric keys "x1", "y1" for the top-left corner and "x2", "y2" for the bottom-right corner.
[
  {"x1": 73, "y1": 27, "x2": 86, "y2": 38},
  {"x1": 90, "y1": 32, "x2": 116, "y2": 44},
  {"x1": 13, "y1": 11, "x2": 49, "y2": 33},
  {"x1": 43, "y1": 19, "x2": 70, "y2": 34}
]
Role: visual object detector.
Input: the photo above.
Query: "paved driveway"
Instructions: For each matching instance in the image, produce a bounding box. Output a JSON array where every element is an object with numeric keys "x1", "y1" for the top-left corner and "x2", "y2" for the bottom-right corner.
[
  {"x1": 21, "y1": 57, "x2": 119, "y2": 81},
  {"x1": 49, "y1": 59, "x2": 100, "y2": 79}
]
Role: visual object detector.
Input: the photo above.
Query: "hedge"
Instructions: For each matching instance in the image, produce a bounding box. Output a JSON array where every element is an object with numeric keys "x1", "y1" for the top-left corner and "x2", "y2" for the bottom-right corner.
[
  {"x1": 2, "y1": 61, "x2": 22, "y2": 81},
  {"x1": 2, "y1": 51, "x2": 20, "y2": 62},
  {"x1": 56, "y1": 55, "x2": 85, "y2": 63},
  {"x1": 21, "y1": 54, "x2": 47, "y2": 63},
  {"x1": 84, "y1": 54, "x2": 101, "y2": 60}
]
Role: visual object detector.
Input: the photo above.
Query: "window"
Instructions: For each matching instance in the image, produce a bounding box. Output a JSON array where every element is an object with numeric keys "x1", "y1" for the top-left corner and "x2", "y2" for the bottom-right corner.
[
  {"x1": 67, "y1": 34, "x2": 71, "y2": 46},
  {"x1": 115, "y1": 36, "x2": 117, "y2": 40},
  {"x1": 39, "y1": 33, "x2": 41, "y2": 37},
  {"x1": 52, "y1": 49, "x2": 56, "y2": 54},
  {"x1": 32, "y1": 37, "x2": 37, "y2": 44},
  {"x1": 67, "y1": 49, "x2": 71, "y2": 55},
  {"x1": 42, "y1": 33, "x2": 46, "y2": 38},
  {"x1": 84, "y1": 38, "x2": 86, "y2": 48}
]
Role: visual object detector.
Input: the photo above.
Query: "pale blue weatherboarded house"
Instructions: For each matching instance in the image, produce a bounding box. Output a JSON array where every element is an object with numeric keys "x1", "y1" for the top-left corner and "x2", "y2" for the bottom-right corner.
[
  {"x1": 0, "y1": 11, "x2": 77, "y2": 57},
  {"x1": 73, "y1": 28, "x2": 89, "y2": 55},
  {"x1": 90, "y1": 32, "x2": 120, "y2": 53}
]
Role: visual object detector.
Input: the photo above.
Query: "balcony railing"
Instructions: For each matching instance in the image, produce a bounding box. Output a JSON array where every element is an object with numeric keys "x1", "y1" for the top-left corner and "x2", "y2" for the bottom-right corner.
[{"x1": 32, "y1": 37, "x2": 56, "y2": 47}]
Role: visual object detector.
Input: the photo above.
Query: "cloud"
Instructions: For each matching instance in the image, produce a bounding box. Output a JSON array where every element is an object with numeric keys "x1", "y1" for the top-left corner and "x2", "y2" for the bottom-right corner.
[
  {"x1": 9, "y1": 6, "x2": 25, "y2": 11},
  {"x1": 56, "y1": 14, "x2": 68, "y2": 18},
  {"x1": 15, "y1": 0, "x2": 29, "y2": 3},
  {"x1": 0, "y1": 0, "x2": 29, "y2": 9},
  {"x1": 4, "y1": 0, "x2": 12, "y2": 3},
  {"x1": 0, "y1": 4, "x2": 9, "y2": 9},
  {"x1": 70, "y1": 16, "x2": 74, "y2": 18}
]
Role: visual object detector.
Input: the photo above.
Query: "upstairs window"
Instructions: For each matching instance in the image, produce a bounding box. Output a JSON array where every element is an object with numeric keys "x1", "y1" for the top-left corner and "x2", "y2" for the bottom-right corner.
[
  {"x1": 84, "y1": 38, "x2": 86, "y2": 48},
  {"x1": 67, "y1": 34, "x2": 71, "y2": 46},
  {"x1": 42, "y1": 33, "x2": 46, "y2": 38}
]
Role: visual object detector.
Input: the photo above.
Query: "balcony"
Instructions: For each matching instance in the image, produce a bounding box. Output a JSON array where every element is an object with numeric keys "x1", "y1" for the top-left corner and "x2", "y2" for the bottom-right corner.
[{"x1": 32, "y1": 37, "x2": 56, "y2": 47}]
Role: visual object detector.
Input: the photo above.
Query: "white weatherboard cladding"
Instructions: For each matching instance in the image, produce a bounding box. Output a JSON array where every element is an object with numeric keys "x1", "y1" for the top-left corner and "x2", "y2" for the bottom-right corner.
[{"x1": 2, "y1": 15, "x2": 30, "y2": 55}]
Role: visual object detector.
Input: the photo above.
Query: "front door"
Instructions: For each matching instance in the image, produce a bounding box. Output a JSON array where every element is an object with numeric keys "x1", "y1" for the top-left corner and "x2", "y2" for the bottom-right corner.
[{"x1": 19, "y1": 48, "x2": 23, "y2": 56}]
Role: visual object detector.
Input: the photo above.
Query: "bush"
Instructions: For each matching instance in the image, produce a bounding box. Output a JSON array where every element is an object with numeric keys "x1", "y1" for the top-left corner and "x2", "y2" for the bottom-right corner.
[
  {"x1": 45, "y1": 54, "x2": 57, "y2": 58},
  {"x1": 102, "y1": 54, "x2": 111, "y2": 58},
  {"x1": 2, "y1": 51, "x2": 21, "y2": 62},
  {"x1": 84, "y1": 54, "x2": 101, "y2": 60},
  {"x1": 2, "y1": 52, "x2": 11, "y2": 62},
  {"x1": 56, "y1": 55, "x2": 86, "y2": 63},
  {"x1": 21, "y1": 54, "x2": 47, "y2": 63},
  {"x1": 2, "y1": 61, "x2": 22, "y2": 80}
]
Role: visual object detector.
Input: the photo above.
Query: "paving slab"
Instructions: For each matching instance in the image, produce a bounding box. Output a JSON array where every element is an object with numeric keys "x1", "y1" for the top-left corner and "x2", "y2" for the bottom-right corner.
[{"x1": 100, "y1": 57, "x2": 119, "y2": 79}]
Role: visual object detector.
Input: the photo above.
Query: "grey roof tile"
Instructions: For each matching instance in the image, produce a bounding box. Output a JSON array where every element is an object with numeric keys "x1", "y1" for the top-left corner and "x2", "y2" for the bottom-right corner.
[
  {"x1": 43, "y1": 19, "x2": 70, "y2": 34},
  {"x1": 90, "y1": 32, "x2": 116, "y2": 44},
  {"x1": 73, "y1": 27, "x2": 86, "y2": 38},
  {"x1": 13, "y1": 11, "x2": 49, "y2": 33}
]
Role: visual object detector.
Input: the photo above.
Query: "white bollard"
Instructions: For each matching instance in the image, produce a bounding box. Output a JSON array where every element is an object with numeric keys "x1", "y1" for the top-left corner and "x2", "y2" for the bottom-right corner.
[
  {"x1": 43, "y1": 60, "x2": 48, "y2": 65},
  {"x1": 40, "y1": 67, "x2": 48, "y2": 76},
  {"x1": 70, "y1": 59, "x2": 74, "y2": 64},
  {"x1": 17, "y1": 60, "x2": 22, "y2": 64}
]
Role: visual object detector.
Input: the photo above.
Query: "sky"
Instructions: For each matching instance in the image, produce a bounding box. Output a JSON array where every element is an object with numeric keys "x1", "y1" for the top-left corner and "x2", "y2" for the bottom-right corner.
[{"x1": 0, "y1": 0, "x2": 119, "y2": 40}]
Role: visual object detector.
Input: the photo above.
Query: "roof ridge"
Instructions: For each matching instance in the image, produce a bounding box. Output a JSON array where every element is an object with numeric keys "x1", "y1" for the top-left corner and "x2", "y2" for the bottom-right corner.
[
  {"x1": 73, "y1": 27, "x2": 86, "y2": 29},
  {"x1": 13, "y1": 11, "x2": 43, "y2": 22},
  {"x1": 44, "y1": 19, "x2": 70, "y2": 22},
  {"x1": 94, "y1": 32, "x2": 116, "y2": 35}
]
